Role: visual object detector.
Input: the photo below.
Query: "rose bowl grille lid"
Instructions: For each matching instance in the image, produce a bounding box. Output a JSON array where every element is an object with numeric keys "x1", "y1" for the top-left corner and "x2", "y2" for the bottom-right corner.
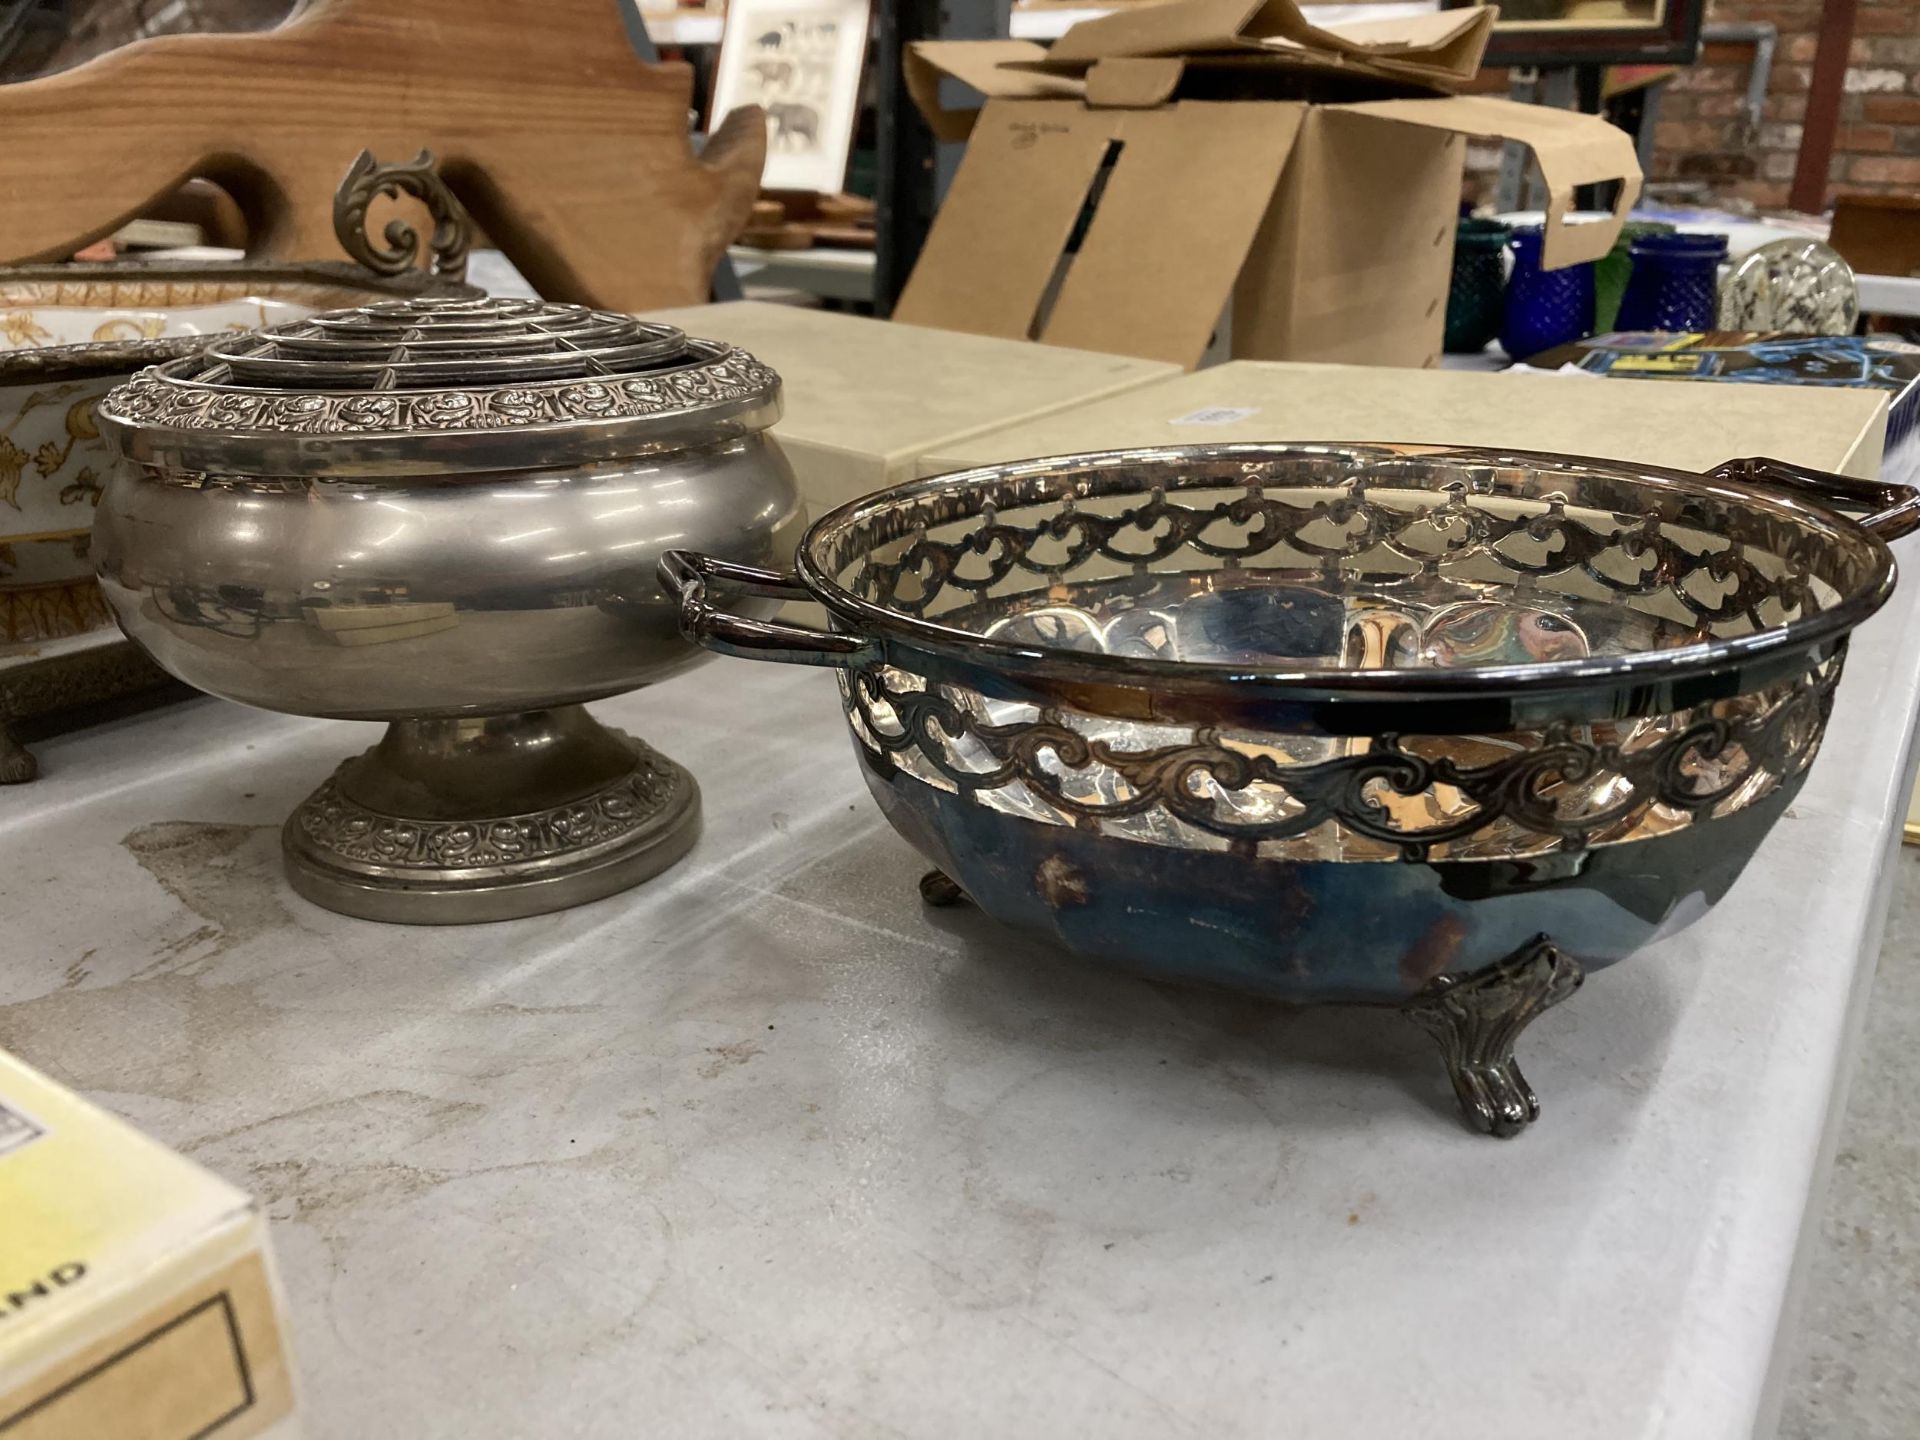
[
  {"x1": 199, "y1": 297, "x2": 696, "y2": 389},
  {"x1": 96, "y1": 296, "x2": 782, "y2": 478}
]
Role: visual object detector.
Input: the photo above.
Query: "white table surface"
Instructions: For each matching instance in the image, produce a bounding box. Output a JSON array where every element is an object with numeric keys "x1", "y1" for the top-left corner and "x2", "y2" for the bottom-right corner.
[{"x1": 5, "y1": 563, "x2": 1919, "y2": 1437}]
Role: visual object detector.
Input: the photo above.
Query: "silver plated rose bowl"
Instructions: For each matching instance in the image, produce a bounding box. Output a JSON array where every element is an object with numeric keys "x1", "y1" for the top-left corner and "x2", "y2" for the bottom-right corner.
[{"x1": 92, "y1": 295, "x2": 802, "y2": 923}]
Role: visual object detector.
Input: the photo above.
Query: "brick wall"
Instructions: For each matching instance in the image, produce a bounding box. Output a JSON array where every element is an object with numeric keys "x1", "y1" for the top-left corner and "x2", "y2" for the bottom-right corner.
[{"x1": 1649, "y1": 0, "x2": 1920, "y2": 209}]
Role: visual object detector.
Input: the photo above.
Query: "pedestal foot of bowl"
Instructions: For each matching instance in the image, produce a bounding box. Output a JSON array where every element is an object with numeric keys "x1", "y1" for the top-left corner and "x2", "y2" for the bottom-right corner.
[
  {"x1": 919, "y1": 868, "x2": 968, "y2": 907},
  {"x1": 0, "y1": 721, "x2": 36, "y2": 784},
  {"x1": 282, "y1": 703, "x2": 699, "y2": 925},
  {"x1": 1403, "y1": 936, "x2": 1584, "y2": 1138}
]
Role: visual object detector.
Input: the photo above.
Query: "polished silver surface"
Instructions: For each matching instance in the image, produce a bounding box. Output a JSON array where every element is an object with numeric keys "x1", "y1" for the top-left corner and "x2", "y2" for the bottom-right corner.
[
  {"x1": 94, "y1": 434, "x2": 800, "y2": 719},
  {"x1": 0, "y1": 246, "x2": 480, "y2": 785},
  {"x1": 663, "y1": 442, "x2": 1914, "y2": 866},
  {"x1": 95, "y1": 297, "x2": 800, "y2": 923},
  {"x1": 795, "y1": 444, "x2": 1915, "y2": 699}
]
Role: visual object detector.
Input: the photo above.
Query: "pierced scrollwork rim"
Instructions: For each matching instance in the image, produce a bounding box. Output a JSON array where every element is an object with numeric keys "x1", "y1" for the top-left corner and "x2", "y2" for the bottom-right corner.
[
  {"x1": 845, "y1": 485, "x2": 1821, "y2": 635},
  {"x1": 842, "y1": 654, "x2": 1839, "y2": 863},
  {"x1": 791, "y1": 443, "x2": 1895, "y2": 701}
]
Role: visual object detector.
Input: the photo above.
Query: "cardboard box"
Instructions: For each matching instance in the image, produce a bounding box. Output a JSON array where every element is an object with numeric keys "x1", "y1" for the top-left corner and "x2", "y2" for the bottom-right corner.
[
  {"x1": 896, "y1": 0, "x2": 1642, "y2": 370},
  {"x1": 0, "y1": 1050, "x2": 299, "y2": 1440},
  {"x1": 916, "y1": 358, "x2": 1890, "y2": 481},
  {"x1": 637, "y1": 301, "x2": 1178, "y2": 513}
]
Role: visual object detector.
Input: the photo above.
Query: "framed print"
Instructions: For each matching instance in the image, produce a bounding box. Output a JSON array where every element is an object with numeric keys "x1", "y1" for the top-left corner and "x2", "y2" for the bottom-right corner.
[{"x1": 711, "y1": 0, "x2": 873, "y2": 195}]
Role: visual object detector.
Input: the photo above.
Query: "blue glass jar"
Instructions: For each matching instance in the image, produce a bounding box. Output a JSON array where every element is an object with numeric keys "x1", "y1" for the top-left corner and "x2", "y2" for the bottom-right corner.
[
  {"x1": 1616, "y1": 232, "x2": 1728, "y2": 332},
  {"x1": 1500, "y1": 225, "x2": 1595, "y2": 361}
]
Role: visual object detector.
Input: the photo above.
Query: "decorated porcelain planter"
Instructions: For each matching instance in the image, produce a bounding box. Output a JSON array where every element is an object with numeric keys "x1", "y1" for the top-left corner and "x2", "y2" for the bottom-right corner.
[{"x1": 1, "y1": 265, "x2": 472, "y2": 649}]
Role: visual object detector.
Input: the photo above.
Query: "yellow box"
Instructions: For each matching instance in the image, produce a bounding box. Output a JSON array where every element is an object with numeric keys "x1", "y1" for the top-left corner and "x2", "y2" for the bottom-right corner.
[{"x1": 0, "y1": 1050, "x2": 299, "y2": 1440}]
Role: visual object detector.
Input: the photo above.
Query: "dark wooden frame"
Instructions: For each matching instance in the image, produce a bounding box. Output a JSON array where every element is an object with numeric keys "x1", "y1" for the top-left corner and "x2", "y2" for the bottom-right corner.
[{"x1": 1447, "y1": 0, "x2": 1705, "y2": 69}]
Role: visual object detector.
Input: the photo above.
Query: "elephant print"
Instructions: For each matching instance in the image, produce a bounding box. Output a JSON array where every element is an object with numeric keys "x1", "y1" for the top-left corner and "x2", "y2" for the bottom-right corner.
[{"x1": 721, "y1": 4, "x2": 860, "y2": 162}]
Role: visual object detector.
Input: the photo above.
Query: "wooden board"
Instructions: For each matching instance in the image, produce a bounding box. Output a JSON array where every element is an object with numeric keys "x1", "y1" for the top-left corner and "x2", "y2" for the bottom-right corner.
[
  {"x1": 1831, "y1": 194, "x2": 1920, "y2": 282},
  {"x1": 0, "y1": 0, "x2": 766, "y2": 311}
]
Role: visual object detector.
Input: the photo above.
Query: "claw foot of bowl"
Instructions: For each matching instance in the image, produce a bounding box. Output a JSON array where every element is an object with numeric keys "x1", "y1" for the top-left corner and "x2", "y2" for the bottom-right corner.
[
  {"x1": 0, "y1": 722, "x2": 36, "y2": 784},
  {"x1": 1404, "y1": 937, "x2": 1584, "y2": 1138},
  {"x1": 919, "y1": 868, "x2": 968, "y2": 908}
]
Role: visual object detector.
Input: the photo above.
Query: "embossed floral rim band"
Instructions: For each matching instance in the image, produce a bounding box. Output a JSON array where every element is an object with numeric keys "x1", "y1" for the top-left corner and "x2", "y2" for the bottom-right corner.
[
  {"x1": 98, "y1": 344, "x2": 781, "y2": 477},
  {"x1": 95, "y1": 299, "x2": 782, "y2": 477},
  {"x1": 281, "y1": 726, "x2": 703, "y2": 925}
]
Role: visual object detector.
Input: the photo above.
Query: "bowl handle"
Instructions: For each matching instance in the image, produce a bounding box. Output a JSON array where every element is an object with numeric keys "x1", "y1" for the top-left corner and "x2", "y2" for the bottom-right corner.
[
  {"x1": 657, "y1": 550, "x2": 876, "y2": 669},
  {"x1": 1711, "y1": 456, "x2": 1920, "y2": 542}
]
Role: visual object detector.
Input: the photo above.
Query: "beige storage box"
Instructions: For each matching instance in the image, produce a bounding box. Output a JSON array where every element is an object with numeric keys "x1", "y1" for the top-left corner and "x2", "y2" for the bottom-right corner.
[
  {"x1": 637, "y1": 301, "x2": 1179, "y2": 516},
  {"x1": 919, "y1": 359, "x2": 1890, "y2": 479}
]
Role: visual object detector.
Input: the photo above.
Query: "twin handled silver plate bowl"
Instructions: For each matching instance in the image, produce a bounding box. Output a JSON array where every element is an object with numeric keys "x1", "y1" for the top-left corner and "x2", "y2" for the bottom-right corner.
[{"x1": 659, "y1": 443, "x2": 1916, "y2": 1134}]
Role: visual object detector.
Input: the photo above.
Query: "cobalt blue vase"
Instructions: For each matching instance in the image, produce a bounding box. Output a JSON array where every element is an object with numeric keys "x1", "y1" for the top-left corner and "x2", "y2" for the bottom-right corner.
[
  {"x1": 1500, "y1": 226, "x2": 1595, "y2": 362},
  {"x1": 1616, "y1": 232, "x2": 1729, "y2": 333}
]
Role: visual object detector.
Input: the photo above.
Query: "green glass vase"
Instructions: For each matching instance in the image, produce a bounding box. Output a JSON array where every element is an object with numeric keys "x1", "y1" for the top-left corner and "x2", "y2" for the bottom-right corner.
[{"x1": 1444, "y1": 217, "x2": 1510, "y2": 355}]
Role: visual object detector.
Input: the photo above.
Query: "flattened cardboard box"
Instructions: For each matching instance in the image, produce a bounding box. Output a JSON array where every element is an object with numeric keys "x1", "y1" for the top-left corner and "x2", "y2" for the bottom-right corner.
[
  {"x1": 897, "y1": 0, "x2": 1641, "y2": 370},
  {"x1": 0, "y1": 1049, "x2": 300, "y2": 1440},
  {"x1": 1040, "y1": 0, "x2": 1497, "y2": 91}
]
